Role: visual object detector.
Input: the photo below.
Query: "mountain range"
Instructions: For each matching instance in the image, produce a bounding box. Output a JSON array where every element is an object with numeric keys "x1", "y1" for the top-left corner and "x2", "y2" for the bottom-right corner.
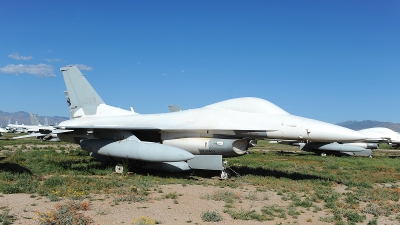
[
  {"x1": 0, "y1": 110, "x2": 399, "y2": 132},
  {"x1": 336, "y1": 120, "x2": 400, "y2": 132},
  {"x1": 0, "y1": 110, "x2": 69, "y2": 127}
]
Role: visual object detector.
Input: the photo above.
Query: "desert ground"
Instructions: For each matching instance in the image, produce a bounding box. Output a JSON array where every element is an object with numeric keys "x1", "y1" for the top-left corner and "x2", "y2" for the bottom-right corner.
[
  {"x1": 2, "y1": 182, "x2": 399, "y2": 225},
  {"x1": 1, "y1": 135, "x2": 399, "y2": 225}
]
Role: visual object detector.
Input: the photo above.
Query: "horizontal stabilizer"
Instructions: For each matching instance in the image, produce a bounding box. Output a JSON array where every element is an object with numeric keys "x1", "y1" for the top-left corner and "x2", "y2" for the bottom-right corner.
[{"x1": 188, "y1": 155, "x2": 223, "y2": 170}]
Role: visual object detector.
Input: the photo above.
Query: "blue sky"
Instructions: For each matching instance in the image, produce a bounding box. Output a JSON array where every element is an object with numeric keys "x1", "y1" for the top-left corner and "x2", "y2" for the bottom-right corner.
[{"x1": 0, "y1": 0, "x2": 399, "y2": 124}]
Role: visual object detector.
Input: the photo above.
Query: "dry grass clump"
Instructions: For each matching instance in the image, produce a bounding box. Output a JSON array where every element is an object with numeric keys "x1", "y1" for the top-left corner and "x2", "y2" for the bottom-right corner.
[
  {"x1": 131, "y1": 216, "x2": 159, "y2": 225},
  {"x1": 36, "y1": 201, "x2": 92, "y2": 225}
]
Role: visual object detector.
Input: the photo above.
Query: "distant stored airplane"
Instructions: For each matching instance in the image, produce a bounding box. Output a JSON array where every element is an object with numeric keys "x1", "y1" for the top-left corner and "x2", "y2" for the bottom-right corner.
[
  {"x1": 274, "y1": 127, "x2": 400, "y2": 157},
  {"x1": 275, "y1": 140, "x2": 376, "y2": 157},
  {"x1": 30, "y1": 113, "x2": 40, "y2": 126},
  {"x1": 359, "y1": 127, "x2": 400, "y2": 148},
  {"x1": 7, "y1": 114, "x2": 42, "y2": 133},
  {"x1": 12, "y1": 114, "x2": 60, "y2": 141},
  {"x1": 52, "y1": 66, "x2": 367, "y2": 178},
  {"x1": 0, "y1": 127, "x2": 7, "y2": 136}
]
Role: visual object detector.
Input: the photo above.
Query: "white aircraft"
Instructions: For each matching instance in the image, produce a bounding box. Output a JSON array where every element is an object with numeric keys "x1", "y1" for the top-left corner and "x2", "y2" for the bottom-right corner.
[
  {"x1": 30, "y1": 113, "x2": 41, "y2": 126},
  {"x1": 276, "y1": 140, "x2": 377, "y2": 157},
  {"x1": 6, "y1": 114, "x2": 41, "y2": 133},
  {"x1": 8, "y1": 122, "x2": 31, "y2": 133},
  {"x1": 11, "y1": 114, "x2": 59, "y2": 141},
  {"x1": 359, "y1": 127, "x2": 400, "y2": 148},
  {"x1": 52, "y1": 66, "x2": 367, "y2": 177},
  {"x1": 44, "y1": 117, "x2": 49, "y2": 126},
  {"x1": 0, "y1": 127, "x2": 7, "y2": 137},
  {"x1": 275, "y1": 127, "x2": 400, "y2": 157}
]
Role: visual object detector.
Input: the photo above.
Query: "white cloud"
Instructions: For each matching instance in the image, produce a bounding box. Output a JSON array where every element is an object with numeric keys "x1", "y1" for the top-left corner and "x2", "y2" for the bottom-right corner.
[
  {"x1": 71, "y1": 64, "x2": 93, "y2": 71},
  {"x1": 8, "y1": 53, "x2": 33, "y2": 60},
  {"x1": 0, "y1": 64, "x2": 55, "y2": 77},
  {"x1": 181, "y1": 70, "x2": 185, "y2": 73}
]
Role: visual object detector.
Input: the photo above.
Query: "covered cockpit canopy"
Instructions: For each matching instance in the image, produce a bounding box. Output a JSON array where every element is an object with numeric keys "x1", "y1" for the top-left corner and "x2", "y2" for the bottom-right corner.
[{"x1": 204, "y1": 97, "x2": 289, "y2": 114}]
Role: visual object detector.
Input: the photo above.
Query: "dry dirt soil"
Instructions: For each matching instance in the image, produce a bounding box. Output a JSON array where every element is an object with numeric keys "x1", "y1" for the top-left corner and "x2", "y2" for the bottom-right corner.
[{"x1": 1, "y1": 183, "x2": 398, "y2": 225}]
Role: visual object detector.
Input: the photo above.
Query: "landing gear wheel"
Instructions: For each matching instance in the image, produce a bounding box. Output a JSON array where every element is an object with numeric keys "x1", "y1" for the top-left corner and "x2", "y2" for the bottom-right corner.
[
  {"x1": 115, "y1": 164, "x2": 123, "y2": 174},
  {"x1": 321, "y1": 152, "x2": 327, "y2": 157},
  {"x1": 220, "y1": 170, "x2": 230, "y2": 179}
]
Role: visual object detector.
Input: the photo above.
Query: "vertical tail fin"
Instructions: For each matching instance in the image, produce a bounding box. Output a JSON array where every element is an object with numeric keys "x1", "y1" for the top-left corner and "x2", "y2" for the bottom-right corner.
[
  {"x1": 29, "y1": 114, "x2": 35, "y2": 125},
  {"x1": 30, "y1": 114, "x2": 40, "y2": 126},
  {"x1": 60, "y1": 66, "x2": 105, "y2": 118}
]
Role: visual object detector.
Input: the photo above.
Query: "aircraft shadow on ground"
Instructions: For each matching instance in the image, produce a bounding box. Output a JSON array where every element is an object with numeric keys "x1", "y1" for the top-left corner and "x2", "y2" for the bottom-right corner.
[
  {"x1": 123, "y1": 163, "x2": 326, "y2": 182},
  {"x1": 0, "y1": 158, "x2": 33, "y2": 174},
  {"x1": 275, "y1": 151, "x2": 299, "y2": 155},
  {"x1": 52, "y1": 160, "x2": 116, "y2": 172},
  {"x1": 228, "y1": 165, "x2": 326, "y2": 181},
  {"x1": 0, "y1": 156, "x2": 325, "y2": 182}
]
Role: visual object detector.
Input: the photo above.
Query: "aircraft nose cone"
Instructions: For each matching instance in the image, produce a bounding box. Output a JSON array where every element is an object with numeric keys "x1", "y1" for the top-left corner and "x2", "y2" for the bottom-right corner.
[{"x1": 307, "y1": 120, "x2": 368, "y2": 142}]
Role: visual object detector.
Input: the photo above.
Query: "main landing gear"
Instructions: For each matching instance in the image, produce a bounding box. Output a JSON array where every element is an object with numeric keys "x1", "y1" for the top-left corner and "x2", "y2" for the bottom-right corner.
[
  {"x1": 220, "y1": 170, "x2": 231, "y2": 179},
  {"x1": 220, "y1": 160, "x2": 241, "y2": 179},
  {"x1": 115, "y1": 164, "x2": 124, "y2": 174}
]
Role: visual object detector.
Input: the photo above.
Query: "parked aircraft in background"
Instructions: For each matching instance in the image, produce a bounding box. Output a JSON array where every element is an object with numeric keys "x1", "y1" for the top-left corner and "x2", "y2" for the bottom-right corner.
[
  {"x1": 44, "y1": 117, "x2": 49, "y2": 126},
  {"x1": 24, "y1": 116, "x2": 53, "y2": 133},
  {"x1": 6, "y1": 120, "x2": 27, "y2": 133},
  {"x1": 30, "y1": 113, "x2": 40, "y2": 126},
  {"x1": 6, "y1": 114, "x2": 41, "y2": 133},
  {"x1": 358, "y1": 127, "x2": 400, "y2": 148},
  {"x1": 51, "y1": 66, "x2": 367, "y2": 178},
  {"x1": 274, "y1": 127, "x2": 400, "y2": 157},
  {"x1": 12, "y1": 128, "x2": 60, "y2": 141},
  {"x1": 11, "y1": 114, "x2": 60, "y2": 141},
  {"x1": 0, "y1": 127, "x2": 7, "y2": 137},
  {"x1": 275, "y1": 140, "x2": 376, "y2": 157}
]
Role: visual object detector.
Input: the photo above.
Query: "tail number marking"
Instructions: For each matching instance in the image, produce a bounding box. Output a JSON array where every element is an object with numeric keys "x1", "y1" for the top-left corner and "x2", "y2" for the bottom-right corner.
[{"x1": 83, "y1": 97, "x2": 97, "y2": 105}]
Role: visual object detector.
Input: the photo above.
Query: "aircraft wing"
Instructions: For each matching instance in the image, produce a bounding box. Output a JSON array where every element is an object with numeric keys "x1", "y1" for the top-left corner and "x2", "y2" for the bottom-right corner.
[
  {"x1": 56, "y1": 125, "x2": 160, "y2": 130},
  {"x1": 364, "y1": 138, "x2": 390, "y2": 143},
  {"x1": 12, "y1": 129, "x2": 74, "y2": 140},
  {"x1": 55, "y1": 125, "x2": 276, "y2": 140},
  {"x1": 50, "y1": 129, "x2": 75, "y2": 134},
  {"x1": 12, "y1": 132, "x2": 45, "y2": 139}
]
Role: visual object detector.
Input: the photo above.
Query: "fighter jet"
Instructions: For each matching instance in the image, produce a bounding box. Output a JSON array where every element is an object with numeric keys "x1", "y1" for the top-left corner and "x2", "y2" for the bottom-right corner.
[
  {"x1": 275, "y1": 140, "x2": 377, "y2": 157},
  {"x1": 7, "y1": 114, "x2": 43, "y2": 133},
  {"x1": 0, "y1": 127, "x2": 7, "y2": 137},
  {"x1": 359, "y1": 127, "x2": 400, "y2": 148},
  {"x1": 30, "y1": 113, "x2": 41, "y2": 126},
  {"x1": 11, "y1": 114, "x2": 59, "y2": 141},
  {"x1": 54, "y1": 66, "x2": 367, "y2": 178},
  {"x1": 274, "y1": 127, "x2": 400, "y2": 157},
  {"x1": 12, "y1": 128, "x2": 60, "y2": 141}
]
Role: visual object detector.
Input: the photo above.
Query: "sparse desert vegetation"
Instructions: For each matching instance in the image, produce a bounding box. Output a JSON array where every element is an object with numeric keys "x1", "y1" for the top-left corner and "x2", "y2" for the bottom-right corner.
[{"x1": 1, "y1": 133, "x2": 400, "y2": 224}]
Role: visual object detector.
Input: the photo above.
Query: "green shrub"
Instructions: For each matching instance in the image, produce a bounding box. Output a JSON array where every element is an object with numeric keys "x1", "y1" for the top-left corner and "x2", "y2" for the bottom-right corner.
[
  {"x1": 0, "y1": 208, "x2": 16, "y2": 225},
  {"x1": 201, "y1": 210, "x2": 222, "y2": 222}
]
